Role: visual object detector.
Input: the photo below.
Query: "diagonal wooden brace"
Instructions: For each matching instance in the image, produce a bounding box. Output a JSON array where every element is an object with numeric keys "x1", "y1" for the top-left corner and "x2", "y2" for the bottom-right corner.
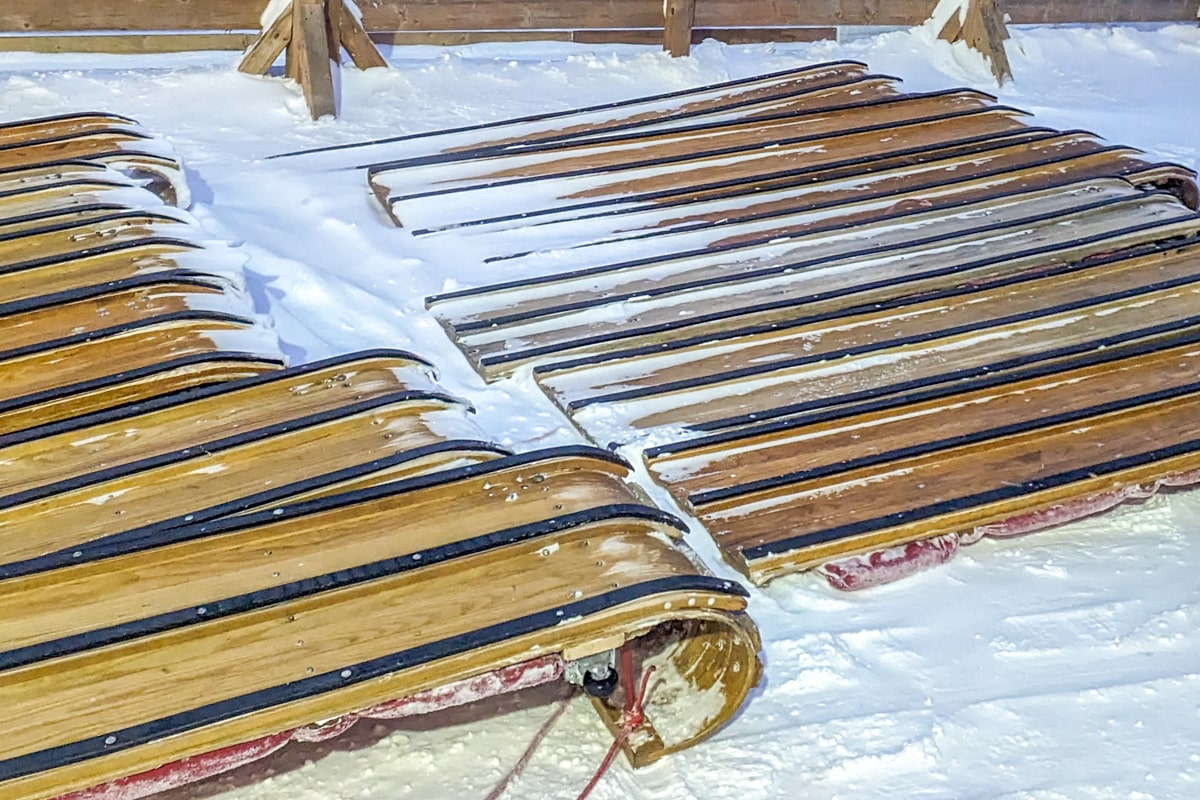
[
  {"x1": 937, "y1": 0, "x2": 1013, "y2": 86},
  {"x1": 238, "y1": 0, "x2": 387, "y2": 119}
]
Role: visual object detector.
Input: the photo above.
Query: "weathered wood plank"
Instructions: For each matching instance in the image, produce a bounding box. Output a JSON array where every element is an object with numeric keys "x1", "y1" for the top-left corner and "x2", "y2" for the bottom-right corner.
[
  {"x1": 0, "y1": 33, "x2": 257, "y2": 54},
  {"x1": 664, "y1": 0, "x2": 697, "y2": 56},
  {"x1": 293, "y1": 0, "x2": 337, "y2": 119},
  {"x1": 338, "y1": 0, "x2": 387, "y2": 69},
  {"x1": 2, "y1": 0, "x2": 1194, "y2": 34},
  {"x1": 238, "y1": 5, "x2": 292, "y2": 74}
]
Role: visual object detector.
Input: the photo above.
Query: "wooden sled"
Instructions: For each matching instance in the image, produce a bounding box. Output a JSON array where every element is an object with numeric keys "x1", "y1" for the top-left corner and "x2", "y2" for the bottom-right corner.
[
  {"x1": 398, "y1": 64, "x2": 1200, "y2": 587},
  {"x1": 0, "y1": 114, "x2": 762, "y2": 800}
]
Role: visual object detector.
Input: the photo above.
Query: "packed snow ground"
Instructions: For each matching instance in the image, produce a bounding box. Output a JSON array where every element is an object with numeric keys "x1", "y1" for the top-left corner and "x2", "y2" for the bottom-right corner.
[{"x1": 3, "y1": 20, "x2": 1199, "y2": 800}]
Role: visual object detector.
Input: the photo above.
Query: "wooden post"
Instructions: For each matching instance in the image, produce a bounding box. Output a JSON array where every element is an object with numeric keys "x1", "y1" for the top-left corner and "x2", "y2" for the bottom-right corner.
[
  {"x1": 663, "y1": 0, "x2": 696, "y2": 57},
  {"x1": 937, "y1": 0, "x2": 1013, "y2": 86},
  {"x1": 238, "y1": 0, "x2": 387, "y2": 119}
]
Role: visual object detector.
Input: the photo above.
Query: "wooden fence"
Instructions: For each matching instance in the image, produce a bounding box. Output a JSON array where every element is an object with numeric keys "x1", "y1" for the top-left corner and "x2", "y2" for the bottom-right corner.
[{"x1": 0, "y1": 0, "x2": 1197, "y2": 52}]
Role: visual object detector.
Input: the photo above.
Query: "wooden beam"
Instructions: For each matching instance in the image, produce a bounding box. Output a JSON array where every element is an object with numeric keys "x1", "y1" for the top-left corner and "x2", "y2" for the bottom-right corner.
[
  {"x1": 238, "y1": 6, "x2": 293, "y2": 74},
  {"x1": 0, "y1": 33, "x2": 256, "y2": 54},
  {"x1": 292, "y1": 0, "x2": 337, "y2": 119},
  {"x1": 938, "y1": 0, "x2": 1013, "y2": 86},
  {"x1": 664, "y1": 0, "x2": 697, "y2": 57},
  {"x1": 338, "y1": 1, "x2": 387, "y2": 70}
]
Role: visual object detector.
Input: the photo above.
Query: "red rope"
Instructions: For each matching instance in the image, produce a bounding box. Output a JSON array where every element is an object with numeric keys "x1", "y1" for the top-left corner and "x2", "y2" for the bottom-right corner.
[
  {"x1": 483, "y1": 694, "x2": 571, "y2": 800},
  {"x1": 575, "y1": 648, "x2": 656, "y2": 800}
]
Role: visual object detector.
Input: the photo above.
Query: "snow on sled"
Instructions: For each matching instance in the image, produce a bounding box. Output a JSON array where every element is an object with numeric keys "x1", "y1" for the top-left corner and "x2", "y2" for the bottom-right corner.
[
  {"x1": 0, "y1": 117, "x2": 762, "y2": 800},
  {"x1": 345, "y1": 63, "x2": 1200, "y2": 587}
]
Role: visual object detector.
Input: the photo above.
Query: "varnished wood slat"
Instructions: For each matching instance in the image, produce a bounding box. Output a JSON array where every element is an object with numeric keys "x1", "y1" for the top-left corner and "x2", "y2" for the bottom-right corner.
[
  {"x1": 0, "y1": 394, "x2": 477, "y2": 564},
  {"x1": 295, "y1": 62, "x2": 871, "y2": 172},
  {"x1": 0, "y1": 280, "x2": 230, "y2": 350},
  {"x1": 0, "y1": 214, "x2": 192, "y2": 273},
  {"x1": 450, "y1": 191, "x2": 1199, "y2": 367},
  {"x1": 0, "y1": 452, "x2": 642, "y2": 653},
  {"x1": 605, "y1": 277, "x2": 1200, "y2": 432},
  {"x1": 705, "y1": 392, "x2": 1200, "y2": 579},
  {"x1": 0, "y1": 356, "x2": 284, "y2": 438},
  {"x1": 420, "y1": 135, "x2": 1138, "y2": 241},
  {"x1": 460, "y1": 167, "x2": 1192, "y2": 375},
  {"x1": 650, "y1": 341, "x2": 1200, "y2": 504},
  {"x1": 0, "y1": 317, "x2": 274, "y2": 406},
  {"x1": 0, "y1": 132, "x2": 160, "y2": 171},
  {"x1": 384, "y1": 89, "x2": 990, "y2": 194},
  {"x1": 385, "y1": 111, "x2": 1053, "y2": 238},
  {"x1": 0, "y1": 353, "x2": 436, "y2": 499},
  {"x1": 412, "y1": 128, "x2": 1078, "y2": 245},
  {"x1": 9, "y1": 587, "x2": 754, "y2": 800},
  {"x1": 542, "y1": 242, "x2": 1200, "y2": 405},
  {"x1": 0, "y1": 242, "x2": 209, "y2": 305}
]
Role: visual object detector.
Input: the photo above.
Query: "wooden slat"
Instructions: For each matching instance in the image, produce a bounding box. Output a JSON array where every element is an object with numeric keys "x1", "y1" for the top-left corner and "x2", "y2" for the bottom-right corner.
[
  {"x1": 0, "y1": 398, "x2": 487, "y2": 564},
  {"x1": 0, "y1": 33, "x2": 257, "y2": 54},
  {"x1": 0, "y1": 317, "x2": 275, "y2": 406},
  {"x1": 0, "y1": 353, "x2": 434, "y2": 498},
  {"x1": 0, "y1": 356, "x2": 279, "y2": 438},
  {"x1": 649, "y1": 340, "x2": 1200, "y2": 505},
  {"x1": 4, "y1": 0, "x2": 1194, "y2": 35}
]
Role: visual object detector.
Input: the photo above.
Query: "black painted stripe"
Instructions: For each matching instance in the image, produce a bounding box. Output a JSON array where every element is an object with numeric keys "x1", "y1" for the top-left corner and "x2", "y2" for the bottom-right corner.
[
  {"x1": 0, "y1": 272, "x2": 230, "y2": 318},
  {"x1": 487, "y1": 146, "x2": 1130, "y2": 266},
  {"x1": 564, "y1": 267, "x2": 1200, "y2": 410},
  {"x1": 0, "y1": 201, "x2": 130, "y2": 228},
  {"x1": 0, "y1": 309, "x2": 257, "y2": 363},
  {"x1": 0, "y1": 110, "x2": 137, "y2": 130},
  {"x1": 0, "y1": 236, "x2": 203, "y2": 277},
  {"x1": 536, "y1": 232, "x2": 1200, "y2": 380},
  {"x1": 38, "y1": 446, "x2": 640, "y2": 571},
  {"x1": 482, "y1": 230, "x2": 1158, "y2": 370},
  {"x1": 740, "y1": 436, "x2": 1200, "y2": 561},
  {"x1": 273, "y1": 61, "x2": 870, "y2": 159},
  {"x1": 419, "y1": 127, "x2": 1077, "y2": 241},
  {"x1": 0, "y1": 348, "x2": 436, "y2": 448},
  {"x1": 0, "y1": 158, "x2": 112, "y2": 178},
  {"x1": 473, "y1": 143, "x2": 1145, "y2": 255},
  {"x1": 0, "y1": 126, "x2": 151, "y2": 154},
  {"x1": 0, "y1": 503, "x2": 681, "y2": 672},
  {"x1": 388, "y1": 105, "x2": 1029, "y2": 204},
  {"x1": 0, "y1": 439, "x2": 514, "y2": 579},
  {"x1": 688, "y1": 315, "x2": 1200, "y2": 439},
  {"x1": 0, "y1": 352, "x2": 282, "y2": 423},
  {"x1": 0, "y1": 178, "x2": 127, "y2": 204},
  {"x1": 0, "y1": 390, "x2": 463, "y2": 511},
  {"x1": 646, "y1": 323, "x2": 1200, "y2": 458},
  {"x1": 379, "y1": 86, "x2": 984, "y2": 172},
  {"x1": 0, "y1": 574, "x2": 742, "y2": 782},
  {"x1": 448, "y1": 181, "x2": 1169, "y2": 333},
  {"x1": 0, "y1": 208, "x2": 183, "y2": 245},
  {"x1": 0, "y1": 352, "x2": 283, "y2": 420},
  {"x1": 693, "y1": 378, "x2": 1200, "y2": 506}
]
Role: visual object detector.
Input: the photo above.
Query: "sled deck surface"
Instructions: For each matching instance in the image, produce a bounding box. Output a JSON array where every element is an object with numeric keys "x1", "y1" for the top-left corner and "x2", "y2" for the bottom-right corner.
[
  {"x1": 0, "y1": 444, "x2": 760, "y2": 800},
  {"x1": 275, "y1": 61, "x2": 878, "y2": 169},
  {"x1": 403, "y1": 63, "x2": 1200, "y2": 584},
  {"x1": 0, "y1": 114, "x2": 762, "y2": 800}
]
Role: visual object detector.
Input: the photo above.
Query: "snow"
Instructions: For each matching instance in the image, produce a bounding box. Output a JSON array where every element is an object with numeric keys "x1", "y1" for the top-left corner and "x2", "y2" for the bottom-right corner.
[{"x1": 2, "y1": 19, "x2": 1199, "y2": 800}]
